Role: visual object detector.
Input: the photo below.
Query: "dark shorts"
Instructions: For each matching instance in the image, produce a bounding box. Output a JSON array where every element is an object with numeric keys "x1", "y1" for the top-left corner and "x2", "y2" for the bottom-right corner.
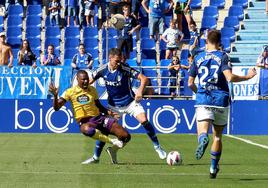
[
  {"x1": 80, "y1": 115, "x2": 116, "y2": 134},
  {"x1": 117, "y1": 38, "x2": 133, "y2": 54}
]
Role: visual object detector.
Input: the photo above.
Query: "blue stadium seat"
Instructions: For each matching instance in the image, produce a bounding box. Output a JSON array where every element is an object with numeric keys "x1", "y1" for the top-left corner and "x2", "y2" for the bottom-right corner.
[
  {"x1": 221, "y1": 27, "x2": 235, "y2": 42},
  {"x1": 233, "y1": 0, "x2": 248, "y2": 9},
  {"x1": 221, "y1": 37, "x2": 231, "y2": 53},
  {"x1": 141, "y1": 59, "x2": 156, "y2": 67},
  {"x1": 28, "y1": 0, "x2": 42, "y2": 5},
  {"x1": 199, "y1": 38, "x2": 206, "y2": 51},
  {"x1": 140, "y1": 27, "x2": 150, "y2": 39},
  {"x1": 12, "y1": 48, "x2": 20, "y2": 59},
  {"x1": 228, "y1": 5, "x2": 244, "y2": 21},
  {"x1": 7, "y1": 38, "x2": 21, "y2": 48},
  {"x1": 27, "y1": 5, "x2": 42, "y2": 17},
  {"x1": 7, "y1": 16, "x2": 22, "y2": 27},
  {"x1": 0, "y1": 16, "x2": 3, "y2": 28},
  {"x1": 210, "y1": 0, "x2": 225, "y2": 9},
  {"x1": 65, "y1": 26, "x2": 80, "y2": 39},
  {"x1": 65, "y1": 38, "x2": 80, "y2": 49},
  {"x1": 141, "y1": 39, "x2": 155, "y2": 49},
  {"x1": 26, "y1": 27, "x2": 41, "y2": 38},
  {"x1": 160, "y1": 59, "x2": 171, "y2": 67},
  {"x1": 28, "y1": 38, "x2": 41, "y2": 50},
  {"x1": 190, "y1": 0, "x2": 202, "y2": 9},
  {"x1": 126, "y1": 59, "x2": 138, "y2": 67},
  {"x1": 46, "y1": 26, "x2": 61, "y2": 39},
  {"x1": 142, "y1": 69, "x2": 157, "y2": 78},
  {"x1": 45, "y1": 38, "x2": 60, "y2": 51},
  {"x1": 103, "y1": 28, "x2": 118, "y2": 39},
  {"x1": 84, "y1": 38, "x2": 98, "y2": 50},
  {"x1": 8, "y1": 5, "x2": 23, "y2": 17},
  {"x1": 224, "y1": 16, "x2": 240, "y2": 31},
  {"x1": 160, "y1": 40, "x2": 166, "y2": 50},
  {"x1": 201, "y1": 16, "x2": 217, "y2": 32},
  {"x1": 203, "y1": 6, "x2": 219, "y2": 20},
  {"x1": 83, "y1": 27, "x2": 98, "y2": 39},
  {"x1": 87, "y1": 49, "x2": 99, "y2": 61},
  {"x1": 141, "y1": 50, "x2": 156, "y2": 59},
  {"x1": 6, "y1": 26, "x2": 22, "y2": 38},
  {"x1": 26, "y1": 15, "x2": 42, "y2": 27},
  {"x1": 102, "y1": 38, "x2": 117, "y2": 49},
  {"x1": 64, "y1": 48, "x2": 77, "y2": 59},
  {"x1": 129, "y1": 51, "x2": 137, "y2": 60}
]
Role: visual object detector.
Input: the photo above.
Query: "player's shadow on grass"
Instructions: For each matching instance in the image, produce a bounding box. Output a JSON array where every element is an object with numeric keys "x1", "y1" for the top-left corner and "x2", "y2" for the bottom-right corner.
[
  {"x1": 187, "y1": 163, "x2": 240, "y2": 166},
  {"x1": 239, "y1": 178, "x2": 268, "y2": 181},
  {"x1": 118, "y1": 162, "x2": 166, "y2": 166}
]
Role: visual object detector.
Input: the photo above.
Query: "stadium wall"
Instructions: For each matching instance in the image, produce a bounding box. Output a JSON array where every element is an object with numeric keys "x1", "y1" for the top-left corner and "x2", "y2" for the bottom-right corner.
[{"x1": 0, "y1": 99, "x2": 268, "y2": 135}]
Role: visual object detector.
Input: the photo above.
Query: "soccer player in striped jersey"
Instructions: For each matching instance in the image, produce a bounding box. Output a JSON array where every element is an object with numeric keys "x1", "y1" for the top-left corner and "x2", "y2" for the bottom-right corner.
[
  {"x1": 82, "y1": 48, "x2": 166, "y2": 164},
  {"x1": 49, "y1": 70, "x2": 131, "y2": 163},
  {"x1": 188, "y1": 30, "x2": 257, "y2": 178}
]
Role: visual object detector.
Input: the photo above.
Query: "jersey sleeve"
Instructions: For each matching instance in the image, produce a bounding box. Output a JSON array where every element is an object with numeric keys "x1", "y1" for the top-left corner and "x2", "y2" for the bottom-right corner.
[
  {"x1": 71, "y1": 54, "x2": 77, "y2": 64},
  {"x1": 60, "y1": 88, "x2": 71, "y2": 101},
  {"x1": 92, "y1": 65, "x2": 105, "y2": 80},
  {"x1": 122, "y1": 64, "x2": 140, "y2": 79},
  {"x1": 221, "y1": 53, "x2": 232, "y2": 72}
]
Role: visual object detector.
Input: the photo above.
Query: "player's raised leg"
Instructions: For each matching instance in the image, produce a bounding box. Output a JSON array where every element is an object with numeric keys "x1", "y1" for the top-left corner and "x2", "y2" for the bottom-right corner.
[
  {"x1": 106, "y1": 121, "x2": 131, "y2": 164},
  {"x1": 136, "y1": 112, "x2": 166, "y2": 160}
]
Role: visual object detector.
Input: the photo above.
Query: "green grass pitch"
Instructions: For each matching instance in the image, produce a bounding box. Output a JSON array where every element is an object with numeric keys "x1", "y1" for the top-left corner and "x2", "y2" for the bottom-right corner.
[{"x1": 0, "y1": 134, "x2": 268, "y2": 188}]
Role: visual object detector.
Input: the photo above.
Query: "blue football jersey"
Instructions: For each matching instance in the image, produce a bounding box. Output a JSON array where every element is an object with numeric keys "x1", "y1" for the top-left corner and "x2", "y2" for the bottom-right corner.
[
  {"x1": 93, "y1": 63, "x2": 140, "y2": 107},
  {"x1": 189, "y1": 50, "x2": 232, "y2": 107}
]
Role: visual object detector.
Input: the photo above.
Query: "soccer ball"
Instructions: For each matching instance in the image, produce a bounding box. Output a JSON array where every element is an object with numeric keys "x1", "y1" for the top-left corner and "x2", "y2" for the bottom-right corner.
[
  {"x1": 110, "y1": 14, "x2": 126, "y2": 30},
  {"x1": 166, "y1": 151, "x2": 182, "y2": 166}
]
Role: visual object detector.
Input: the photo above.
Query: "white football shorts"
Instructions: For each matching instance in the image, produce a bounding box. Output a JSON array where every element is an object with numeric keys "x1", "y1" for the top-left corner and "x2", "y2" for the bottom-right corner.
[
  {"x1": 196, "y1": 106, "x2": 229, "y2": 126},
  {"x1": 108, "y1": 100, "x2": 145, "y2": 118}
]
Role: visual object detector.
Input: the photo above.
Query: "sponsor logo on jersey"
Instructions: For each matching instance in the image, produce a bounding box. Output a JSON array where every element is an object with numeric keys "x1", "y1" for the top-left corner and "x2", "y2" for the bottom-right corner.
[{"x1": 77, "y1": 94, "x2": 89, "y2": 104}]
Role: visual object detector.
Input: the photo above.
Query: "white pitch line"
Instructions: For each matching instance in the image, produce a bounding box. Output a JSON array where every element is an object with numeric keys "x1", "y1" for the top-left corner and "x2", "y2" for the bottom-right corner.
[
  {"x1": 0, "y1": 171, "x2": 268, "y2": 176},
  {"x1": 226, "y1": 135, "x2": 268, "y2": 150}
]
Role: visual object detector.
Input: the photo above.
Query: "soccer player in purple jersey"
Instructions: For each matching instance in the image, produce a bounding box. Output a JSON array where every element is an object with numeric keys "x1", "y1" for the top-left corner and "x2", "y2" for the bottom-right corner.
[{"x1": 188, "y1": 30, "x2": 257, "y2": 178}]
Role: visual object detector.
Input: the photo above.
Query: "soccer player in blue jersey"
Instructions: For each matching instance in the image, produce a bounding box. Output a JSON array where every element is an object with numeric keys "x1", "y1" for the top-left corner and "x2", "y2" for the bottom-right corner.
[
  {"x1": 188, "y1": 30, "x2": 257, "y2": 178},
  {"x1": 82, "y1": 48, "x2": 166, "y2": 164}
]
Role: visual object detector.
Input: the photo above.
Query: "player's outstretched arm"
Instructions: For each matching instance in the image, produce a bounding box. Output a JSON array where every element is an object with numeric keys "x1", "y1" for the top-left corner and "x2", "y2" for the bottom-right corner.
[
  {"x1": 49, "y1": 83, "x2": 66, "y2": 111},
  {"x1": 136, "y1": 73, "x2": 149, "y2": 102},
  {"x1": 223, "y1": 68, "x2": 257, "y2": 83}
]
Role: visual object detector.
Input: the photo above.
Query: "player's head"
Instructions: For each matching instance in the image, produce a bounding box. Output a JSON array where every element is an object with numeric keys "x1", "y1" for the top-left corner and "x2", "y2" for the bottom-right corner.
[
  {"x1": 172, "y1": 56, "x2": 180, "y2": 65},
  {"x1": 169, "y1": 19, "x2": 176, "y2": 29},
  {"x1": 77, "y1": 70, "x2": 89, "y2": 89},
  {"x1": 262, "y1": 45, "x2": 268, "y2": 58},
  {"x1": 47, "y1": 44, "x2": 55, "y2": 54},
  {"x1": 0, "y1": 32, "x2": 6, "y2": 43},
  {"x1": 207, "y1": 30, "x2": 221, "y2": 46},
  {"x1": 109, "y1": 48, "x2": 122, "y2": 69}
]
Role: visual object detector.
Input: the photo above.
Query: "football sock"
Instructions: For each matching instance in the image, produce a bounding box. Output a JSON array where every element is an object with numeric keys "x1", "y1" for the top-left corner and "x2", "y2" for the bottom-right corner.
[
  {"x1": 91, "y1": 129, "x2": 112, "y2": 144},
  {"x1": 93, "y1": 140, "x2": 106, "y2": 159},
  {"x1": 210, "y1": 151, "x2": 221, "y2": 170},
  {"x1": 142, "y1": 121, "x2": 160, "y2": 147},
  {"x1": 198, "y1": 133, "x2": 208, "y2": 144}
]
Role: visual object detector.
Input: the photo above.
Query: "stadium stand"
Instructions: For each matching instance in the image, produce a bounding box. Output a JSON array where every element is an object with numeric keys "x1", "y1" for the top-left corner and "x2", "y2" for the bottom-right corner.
[{"x1": 210, "y1": 0, "x2": 225, "y2": 9}]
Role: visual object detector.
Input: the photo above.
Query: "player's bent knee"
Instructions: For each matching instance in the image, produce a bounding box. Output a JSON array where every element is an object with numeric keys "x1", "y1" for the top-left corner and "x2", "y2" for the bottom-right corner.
[
  {"x1": 81, "y1": 126, "x2": 96, "y2": 137},
  {"x1": 123, "y1": 133, "x2": 131, "y2": 143}
]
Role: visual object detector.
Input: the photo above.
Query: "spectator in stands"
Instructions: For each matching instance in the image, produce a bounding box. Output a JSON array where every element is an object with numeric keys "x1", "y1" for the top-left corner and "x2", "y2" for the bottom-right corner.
[
  {"x1": 256, "y1": 45, "x2": 268, "y2": 69},
  {"x1": 0, "y1": 32, "x2": 13, "y2": 68},
  {"x1": 42, "y1": 44, "x2": 61, "y2": 66},
  {"x1": 84, "y1": 0, "x2": 95, "y2": 27},
  {"x1": 78, "y1": 0, "x2": 85, "y2": 26},
  {"x1": 65, "y1": 0, "x2": 77, "y2": 26},
  {"x1": 189, "y1": 21, "x2": 199, "y2": 57},
  {"x1": 173, "y1": 0, "x2": 193, "y2": 32},
  {"x1": 71, "y1": 44, "x2": 94, "y2": 71},
  {"x1": 48, "y1": 0, "x2": 61, "y2": 26},
  {"x1": 168, "y1": 55, "x2": 187, "y2": 96},
  {"x1": 117, "y1": 5, "x2": 141, "y2": 60},
  {"x1": 17, "y1": 39, "x2": 37, "y2": 68},
  {"x1": 142, "y1": 0, "x2": 173, "y2": 41},
  {"x1": 161, "y1": 19, "x2": 184, "y2": 59},
  {"x1": 109, "y1": 0, "x2": 131, "y2": 17}
]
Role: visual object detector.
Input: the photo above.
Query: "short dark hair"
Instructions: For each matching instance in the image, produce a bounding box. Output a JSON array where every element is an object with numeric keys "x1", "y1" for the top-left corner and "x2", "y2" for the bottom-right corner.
[
  {"x1": 109, "y1": 48, "x2": 122, "y2": 57},
  {"x1": 207, "y1": 30, "x2": 221, "y2": 45},
  {"x1": 77, "y1": 70, "x2": 88, "y2": 77}
]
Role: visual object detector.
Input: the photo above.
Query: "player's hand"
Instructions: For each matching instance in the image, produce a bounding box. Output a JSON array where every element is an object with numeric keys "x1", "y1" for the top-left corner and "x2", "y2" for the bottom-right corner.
[
  {"x1": 247, "y1": 68, "x2": 257, "y2": 79},
  {"x1": 7, "y1": 63, "x2": 13, "y2": 68},
  {"x1": 135, "y1": 90, "x2": 143, "y2": 102},
  {"x1": 49, "y1": 83, "x2": 59, "y2": 97}
]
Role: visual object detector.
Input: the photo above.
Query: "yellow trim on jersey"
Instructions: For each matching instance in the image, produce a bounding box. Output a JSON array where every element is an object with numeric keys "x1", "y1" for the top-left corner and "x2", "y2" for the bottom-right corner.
[{"x1": 61, "y1": 85, "x2": 100, "y2": 122}]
